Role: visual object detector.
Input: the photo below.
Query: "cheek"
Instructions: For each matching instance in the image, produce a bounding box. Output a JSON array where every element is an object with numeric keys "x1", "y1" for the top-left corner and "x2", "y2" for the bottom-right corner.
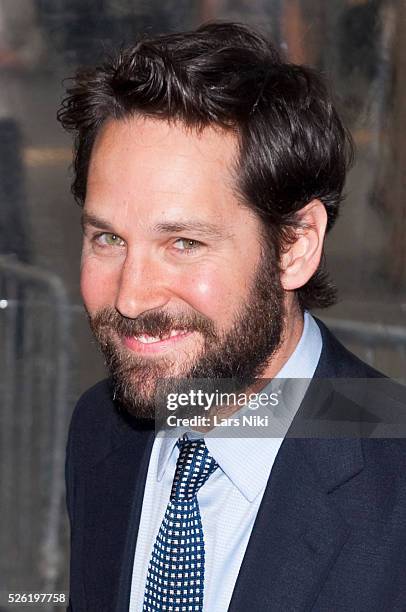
[
  {"x1": 80, "y1": 257, "x2": 118, "y2": 312},
  {"x1": 174, "y1": 268, "x2": 237, "y2": 323}
]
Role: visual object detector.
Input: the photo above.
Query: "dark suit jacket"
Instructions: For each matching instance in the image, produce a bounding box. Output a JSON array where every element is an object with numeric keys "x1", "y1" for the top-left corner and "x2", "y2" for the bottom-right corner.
[{"x1": 66, "y1": 318, "x2": 406, "y2": 611}]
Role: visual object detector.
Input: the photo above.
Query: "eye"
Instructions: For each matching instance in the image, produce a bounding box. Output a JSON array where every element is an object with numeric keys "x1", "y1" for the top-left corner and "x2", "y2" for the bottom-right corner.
[
  {"x1": 172, "y1": 238, "x2": 202, "y2": 253},
  {"x1": 93, "y1": 232, "x2": 125, "y2": 247}
]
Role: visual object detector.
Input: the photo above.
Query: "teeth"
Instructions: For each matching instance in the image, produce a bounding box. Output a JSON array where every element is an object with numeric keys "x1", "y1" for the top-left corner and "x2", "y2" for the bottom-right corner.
[
  {"x1": 136, "y1": 334, "x2": 161, "y2": 344},
  {"x1": 135, "y1": 330, "x2": 187, "y2": 344},
  {"x1": 170, "y1": 329, "x2": 185, "y2": 338}
]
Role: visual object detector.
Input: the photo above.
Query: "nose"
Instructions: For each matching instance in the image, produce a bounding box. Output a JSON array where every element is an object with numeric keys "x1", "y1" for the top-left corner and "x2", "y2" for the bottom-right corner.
[{"x1": 115, "y1": 250, "x2": 171, "y2": 319}]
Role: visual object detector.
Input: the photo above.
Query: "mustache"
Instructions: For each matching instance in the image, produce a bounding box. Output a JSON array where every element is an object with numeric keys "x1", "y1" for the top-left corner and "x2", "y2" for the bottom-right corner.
[{"x1": 88, "y1": 306, "x2": 217, "y2": 340}]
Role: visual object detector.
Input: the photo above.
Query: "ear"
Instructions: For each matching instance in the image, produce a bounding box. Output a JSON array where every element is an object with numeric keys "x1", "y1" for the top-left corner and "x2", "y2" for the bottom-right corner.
[{"x1": 280, "y1": 199, "x2": 328, "y2": 291}]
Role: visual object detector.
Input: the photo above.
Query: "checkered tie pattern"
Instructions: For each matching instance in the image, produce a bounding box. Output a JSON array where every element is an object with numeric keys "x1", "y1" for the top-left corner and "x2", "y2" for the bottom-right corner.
[{"x1": 143, "y1": 437, "x2": 218, "y2": 611}]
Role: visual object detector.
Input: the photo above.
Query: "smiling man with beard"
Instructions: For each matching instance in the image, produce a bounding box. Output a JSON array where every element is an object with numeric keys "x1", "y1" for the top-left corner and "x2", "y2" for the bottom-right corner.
[
  {"x1": 59, "y1": 22, "x2": 406, "y2": 612},
  {"x1": 80, "y1": 114, "x2": 289, "y2": 419},
  {"x1": 86, "y1": 213, "x2": 285, "y2": 418}
]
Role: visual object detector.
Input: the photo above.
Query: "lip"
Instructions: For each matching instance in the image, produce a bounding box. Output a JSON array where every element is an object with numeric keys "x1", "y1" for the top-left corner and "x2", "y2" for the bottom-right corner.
[{"x1": 122, "y1": 330, "x2": 194, "y2": 354}]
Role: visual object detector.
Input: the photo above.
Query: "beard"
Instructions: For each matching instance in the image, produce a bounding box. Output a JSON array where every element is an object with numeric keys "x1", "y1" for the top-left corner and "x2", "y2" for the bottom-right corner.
[{"x1": 87, "y1": 246, "x2": 286, "y2": 419}]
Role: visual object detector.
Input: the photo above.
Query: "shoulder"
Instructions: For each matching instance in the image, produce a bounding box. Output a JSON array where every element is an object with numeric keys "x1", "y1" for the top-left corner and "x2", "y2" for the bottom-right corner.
[
  {"x1": 70, "y1": 378, "x2": 116, "y2": 432},
  {"x1": 313, "y1": 316, "x2": 386, "y2": 379},
  {"x1": 312, "y1": 316, "x2": 406, "y2": 449},
  {"x1": 66, "y1": 378, "x2": 119, "y2": 470},
  {"x1": 66, "y1": 378, "x2": 154, "y2": 469}
]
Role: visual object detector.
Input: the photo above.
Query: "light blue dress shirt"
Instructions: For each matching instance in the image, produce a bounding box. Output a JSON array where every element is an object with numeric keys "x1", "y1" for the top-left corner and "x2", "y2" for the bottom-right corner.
[{"x1": 129, "y1": 311, "x2": 322, "y2": 611}]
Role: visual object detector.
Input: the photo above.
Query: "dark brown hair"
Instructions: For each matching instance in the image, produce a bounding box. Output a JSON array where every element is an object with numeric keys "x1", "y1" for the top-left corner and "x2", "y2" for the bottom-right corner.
[{"x1": 58, "y1": 21, "x2": 354, "y2": 310}]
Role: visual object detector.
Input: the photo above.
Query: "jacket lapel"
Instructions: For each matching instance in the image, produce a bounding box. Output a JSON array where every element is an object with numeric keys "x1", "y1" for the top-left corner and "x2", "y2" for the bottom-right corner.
[
  {"x1": 228, "y1": 437, "x2": 364, "y2": 611},
  {"x1": 83, "y1": 417, "x2": 154, "y2": 612}
]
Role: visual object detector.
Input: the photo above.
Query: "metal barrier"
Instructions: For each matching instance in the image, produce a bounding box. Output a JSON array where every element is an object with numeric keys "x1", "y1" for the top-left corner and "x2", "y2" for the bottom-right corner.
[{"x1": 0, "y1": 256, "x2": 71, "y2": 610}]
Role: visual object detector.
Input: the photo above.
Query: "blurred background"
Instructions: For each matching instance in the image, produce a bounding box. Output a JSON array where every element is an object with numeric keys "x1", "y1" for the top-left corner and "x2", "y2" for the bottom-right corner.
[{"x1": 0, "y1": 0, "x2": 405, "y2": 608}]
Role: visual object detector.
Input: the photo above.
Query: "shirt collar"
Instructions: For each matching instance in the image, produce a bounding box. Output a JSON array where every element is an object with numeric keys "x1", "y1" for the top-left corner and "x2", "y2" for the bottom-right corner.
[
  {"x1": 156, "y1": 311, "x2": 322, "y2": 500},
  {"x1": 156, "y1": 430, "x2": 184, "y2": 482},
  {"x1": 275, "y1": 310, "x2": 322, "y2": 379}
]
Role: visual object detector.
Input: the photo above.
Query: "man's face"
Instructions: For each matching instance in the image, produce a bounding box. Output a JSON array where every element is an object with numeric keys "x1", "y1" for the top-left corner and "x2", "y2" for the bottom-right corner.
[{"x1": 81, "y1": 116, "x2": 285, "y2": 417}]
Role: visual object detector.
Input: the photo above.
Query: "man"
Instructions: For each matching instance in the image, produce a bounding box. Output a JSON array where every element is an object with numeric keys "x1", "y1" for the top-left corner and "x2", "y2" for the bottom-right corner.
[{"x1": 59, "y1": 22, "x2": 406, "y2": 611}]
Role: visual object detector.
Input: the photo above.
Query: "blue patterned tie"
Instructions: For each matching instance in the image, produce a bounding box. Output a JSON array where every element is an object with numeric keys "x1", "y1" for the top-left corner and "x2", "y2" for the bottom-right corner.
[{"x1": 143, "y1": 437, "x2": 218, "y2": 611}]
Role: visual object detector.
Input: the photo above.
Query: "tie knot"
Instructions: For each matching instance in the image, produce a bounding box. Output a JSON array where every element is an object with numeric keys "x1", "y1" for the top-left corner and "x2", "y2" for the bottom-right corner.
[{"x1": 170, "y1": 438, "x2": 218, "y2": 501}]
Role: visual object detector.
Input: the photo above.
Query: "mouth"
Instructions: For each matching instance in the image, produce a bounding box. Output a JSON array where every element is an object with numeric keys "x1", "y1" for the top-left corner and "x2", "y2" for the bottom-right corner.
[{"x1": 122, "y1": 329, "x2": 194, "y2": 354}]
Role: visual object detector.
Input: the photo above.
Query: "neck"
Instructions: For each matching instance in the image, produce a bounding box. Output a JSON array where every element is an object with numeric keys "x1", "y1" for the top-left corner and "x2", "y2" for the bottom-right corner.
[
  {"x1": 189, "y1": 298, "x2": 305, "y2": 432},
  {"x1": 261, "y1": 297, "x2": 304, "y2": 379}
]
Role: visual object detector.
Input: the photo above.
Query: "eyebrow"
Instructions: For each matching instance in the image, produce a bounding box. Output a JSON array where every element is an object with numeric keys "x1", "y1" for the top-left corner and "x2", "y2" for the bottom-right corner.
[
  {"x1": 82, "y1": 212, "x2": 231, "y2": 240},
  {"x1": 152, "y1": 221, "x2": 230, "y2": 240},
  {"x1": 81, "y1": 212, "x2": 116, "y2": 233}
]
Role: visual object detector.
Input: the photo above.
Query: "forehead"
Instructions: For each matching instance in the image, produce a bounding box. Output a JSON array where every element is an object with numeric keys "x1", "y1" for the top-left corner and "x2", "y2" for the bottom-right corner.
[
  {"x1": 86, "y1": 116, "x2": 240, "y2": 218},
  {"x1": 89, "y1": 115, "x2": 238, "y2": 166}
]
